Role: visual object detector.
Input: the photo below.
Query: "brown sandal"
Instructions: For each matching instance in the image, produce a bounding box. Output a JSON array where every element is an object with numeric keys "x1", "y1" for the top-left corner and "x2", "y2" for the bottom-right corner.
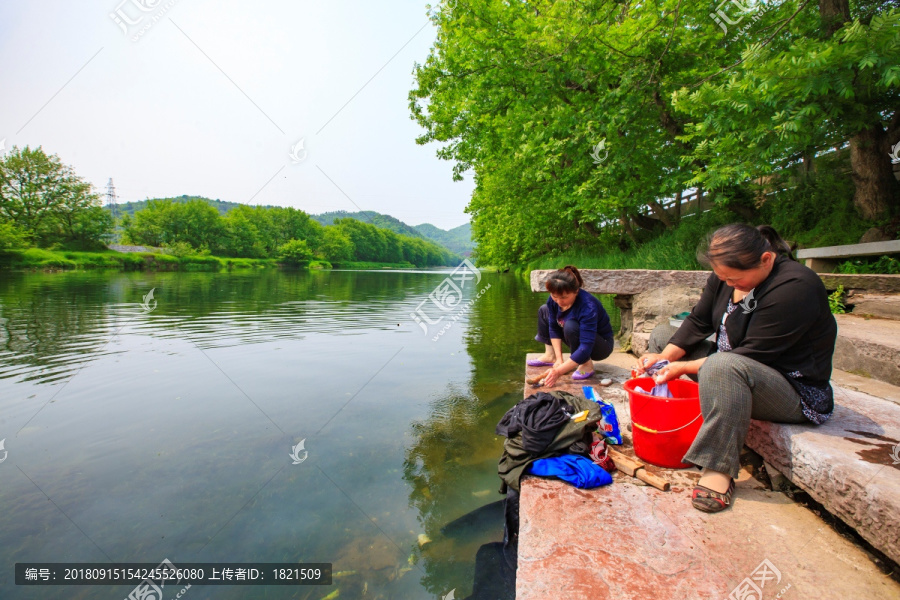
[{"x1": 691, "y1": 478, "x2": 735, "y2": 513}]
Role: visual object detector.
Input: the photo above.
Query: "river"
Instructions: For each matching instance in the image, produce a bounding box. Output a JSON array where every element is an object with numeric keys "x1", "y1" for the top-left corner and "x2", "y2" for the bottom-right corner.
[{"x1": 0, "y1": 268, "x2": 618, "y2": 600}]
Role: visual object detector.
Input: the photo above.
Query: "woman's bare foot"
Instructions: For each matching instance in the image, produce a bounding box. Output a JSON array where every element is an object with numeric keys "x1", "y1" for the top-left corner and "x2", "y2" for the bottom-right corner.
[
  {"x1": 698, "y1": 468, "x2": 732, "y2": 494},
  {"x1": 536, "y1": 344, "x2": 556, "y2": 363}
]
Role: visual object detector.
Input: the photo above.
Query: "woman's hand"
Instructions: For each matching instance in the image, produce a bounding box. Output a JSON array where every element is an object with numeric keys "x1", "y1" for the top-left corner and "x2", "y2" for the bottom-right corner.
[
  {"x1": 651, "y1": 361, "x2": 690, "y2": 383},
  {"x1": 542, "y1": 367, "x2": 561, "y2": 387},
  {"x1": 634, "y1": 353, "x2": 664, "y2": 376}
]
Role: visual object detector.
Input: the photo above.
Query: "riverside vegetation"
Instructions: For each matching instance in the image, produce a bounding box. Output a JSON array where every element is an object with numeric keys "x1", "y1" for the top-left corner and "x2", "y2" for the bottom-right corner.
[
  {"x1": 411, "y1": 0, "x2": 900, "y2": 271},
  {"x1": 0, "y1": 146, "x2": 459, "y2": 271}
]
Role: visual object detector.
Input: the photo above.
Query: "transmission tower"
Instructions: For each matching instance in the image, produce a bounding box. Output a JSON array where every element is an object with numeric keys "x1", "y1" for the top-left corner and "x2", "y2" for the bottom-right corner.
[{"x1": 105, "y1": 178, "x2": 118, "y2": 222}]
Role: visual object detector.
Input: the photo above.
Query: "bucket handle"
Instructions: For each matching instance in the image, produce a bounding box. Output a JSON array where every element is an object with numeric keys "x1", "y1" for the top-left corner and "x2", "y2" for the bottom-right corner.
[{"x1": 632, "y1": 413, "x2": 701, "y2": 434}]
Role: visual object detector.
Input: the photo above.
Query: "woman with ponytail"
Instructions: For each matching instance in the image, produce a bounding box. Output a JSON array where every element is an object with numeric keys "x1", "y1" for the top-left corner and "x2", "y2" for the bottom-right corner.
[
  {"x1": 528, "y1": 265, "x2": 614, "y2": 386},
  {"x1": 635, "y1": 224, "x2": 837, "y2": 514}
]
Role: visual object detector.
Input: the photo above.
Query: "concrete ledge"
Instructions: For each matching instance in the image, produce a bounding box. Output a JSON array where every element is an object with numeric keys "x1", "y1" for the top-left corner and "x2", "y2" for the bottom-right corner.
[
  {"x1": 797, "y1": 240, "x2": 900, "y2": 260},
  {"x1": 518, "y1": 356, "x2": 900, "y2": 599},
  {"x1": 530, "y1": 269, "x2": 710, "y2": 295},
  {"x1": 745, "y1": 384, "x2": 900, "y2": 566},
  {"x1": 530, "y1": 269, "x2": 900, "y2": 295}
]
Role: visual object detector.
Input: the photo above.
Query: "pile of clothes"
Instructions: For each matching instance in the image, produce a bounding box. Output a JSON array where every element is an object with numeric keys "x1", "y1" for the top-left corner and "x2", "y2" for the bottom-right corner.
[{"x1": 496, "y1": 391, "x2": 616, "y2": 491}]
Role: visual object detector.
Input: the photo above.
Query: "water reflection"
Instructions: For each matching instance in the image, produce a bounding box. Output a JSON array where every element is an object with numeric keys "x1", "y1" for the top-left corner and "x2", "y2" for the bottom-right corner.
[{"x1": 0, "y1": 269, "x2": 617, "y2": 600}]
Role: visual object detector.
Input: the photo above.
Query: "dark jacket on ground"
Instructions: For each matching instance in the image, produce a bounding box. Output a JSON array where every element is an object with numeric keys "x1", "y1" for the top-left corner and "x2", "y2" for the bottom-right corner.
[
  {"x1": 668, "y1": 256, "x2": 837, "y2": 406},
  {"x1": 497, "y1": 391, "x2": 601, "y2": 492}
]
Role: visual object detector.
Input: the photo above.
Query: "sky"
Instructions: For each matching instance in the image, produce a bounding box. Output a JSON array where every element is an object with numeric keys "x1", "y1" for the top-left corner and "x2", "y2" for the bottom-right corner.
[{"x1": 0, "y1": 0, "x2": 474, "y2": 230}]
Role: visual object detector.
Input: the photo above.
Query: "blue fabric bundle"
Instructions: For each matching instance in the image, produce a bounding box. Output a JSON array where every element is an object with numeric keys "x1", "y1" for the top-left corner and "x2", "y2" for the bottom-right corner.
[{"x1": 527, "y1": 454, "x2": 613, "y2": 489}]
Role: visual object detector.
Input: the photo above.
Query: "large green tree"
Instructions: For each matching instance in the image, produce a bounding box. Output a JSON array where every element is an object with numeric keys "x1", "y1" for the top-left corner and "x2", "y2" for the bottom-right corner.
[
  {"x1": 0, "y1": 146, "x2": 111, "y2": 249},
  {"x1": 411, "y1": 0, "x2": 900, "y2": 265}
]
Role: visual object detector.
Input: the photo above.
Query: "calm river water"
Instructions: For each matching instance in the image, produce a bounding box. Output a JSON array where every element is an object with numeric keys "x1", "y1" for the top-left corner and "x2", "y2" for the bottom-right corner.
[{"x1": 0, "y1": 268, "x2": 617, "y2": 600}]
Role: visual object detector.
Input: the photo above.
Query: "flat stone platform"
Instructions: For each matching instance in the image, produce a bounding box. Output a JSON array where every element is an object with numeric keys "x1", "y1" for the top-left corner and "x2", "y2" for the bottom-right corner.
[{"x1": 517, "y1": 351, "x2": 900, "y2": 600}]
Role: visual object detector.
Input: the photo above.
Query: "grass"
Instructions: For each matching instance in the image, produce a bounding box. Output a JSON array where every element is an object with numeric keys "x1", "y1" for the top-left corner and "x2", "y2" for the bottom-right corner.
[
  {"x1": 330, "y1": 260, "x2": 418, "y2": 269},
  {"x1": 0, "y1": 248, "x2": 277, "y2": 272}
]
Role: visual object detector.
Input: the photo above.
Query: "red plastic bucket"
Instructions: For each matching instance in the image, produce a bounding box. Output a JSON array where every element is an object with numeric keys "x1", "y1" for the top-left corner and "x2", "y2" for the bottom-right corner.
[{"x1": 624, "y1": 377, "x2": 703, "y2": 469}]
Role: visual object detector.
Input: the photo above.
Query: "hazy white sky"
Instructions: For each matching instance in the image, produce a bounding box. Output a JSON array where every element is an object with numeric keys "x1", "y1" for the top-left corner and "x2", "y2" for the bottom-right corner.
[{"x1": 0, "y1": 0, "x2": 474, "y2": 230}]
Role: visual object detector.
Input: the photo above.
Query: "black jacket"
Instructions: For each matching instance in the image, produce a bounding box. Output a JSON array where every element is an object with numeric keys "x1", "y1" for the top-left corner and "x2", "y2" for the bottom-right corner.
[{"x1": 668, "y1": 256, "x2": 837, "y2": 387}]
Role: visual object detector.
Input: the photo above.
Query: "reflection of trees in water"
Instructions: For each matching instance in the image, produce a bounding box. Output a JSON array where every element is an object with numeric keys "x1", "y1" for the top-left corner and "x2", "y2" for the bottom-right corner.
[
  {"x1": 0, "y1": 270, "x2": 457, "y2": 383},
  {"x1": 403, "y1": 273, "x2": 536, "y2": 598}
]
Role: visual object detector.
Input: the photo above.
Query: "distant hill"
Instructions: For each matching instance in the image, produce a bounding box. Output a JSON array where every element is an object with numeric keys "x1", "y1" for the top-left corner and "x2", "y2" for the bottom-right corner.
[
  {"x1": 108, "y1": 196, "x2": 261, "y2": 218},
  {"x1": 414, "y1": 222, "x2": 473, "y2": 256},
  {"x1": 310, "y1": 211, "x2": 424, "y2": 239},
  {"x1": 106, "y1": 199, "x2": 473, "y2": 256}
]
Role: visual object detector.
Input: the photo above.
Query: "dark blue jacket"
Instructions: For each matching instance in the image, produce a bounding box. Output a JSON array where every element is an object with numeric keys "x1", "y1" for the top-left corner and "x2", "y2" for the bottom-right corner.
[{"x1": 547, "y1": 288, "x2": 613, "y2": 364}]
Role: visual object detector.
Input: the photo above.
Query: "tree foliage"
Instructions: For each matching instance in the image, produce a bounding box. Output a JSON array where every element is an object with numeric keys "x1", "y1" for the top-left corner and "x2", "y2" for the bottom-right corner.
[
  {"x1": 0, "y1": 146, "x2": 112, "y2": 249},
  {"x1": 411, "y1": 0, "x2": 900, "y2": 266}
]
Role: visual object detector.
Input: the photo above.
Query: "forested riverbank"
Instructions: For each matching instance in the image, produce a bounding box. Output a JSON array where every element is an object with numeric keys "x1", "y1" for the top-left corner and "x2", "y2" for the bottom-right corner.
[{"x1": 0, "y1": 147, "x2": 460, "y2": 271}]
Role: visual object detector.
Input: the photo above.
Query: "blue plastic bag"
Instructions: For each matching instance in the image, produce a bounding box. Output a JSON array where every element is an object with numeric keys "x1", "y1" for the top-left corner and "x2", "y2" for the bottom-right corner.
[{"x1": 582, "y1": 386, "x2": 622, "y2": 445}]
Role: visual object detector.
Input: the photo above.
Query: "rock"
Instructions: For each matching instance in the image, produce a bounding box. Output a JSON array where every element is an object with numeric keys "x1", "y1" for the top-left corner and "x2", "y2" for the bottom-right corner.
[
  {"x1": 629, "y1": 284, "x2": 703, "y2": 355},
  {"x1": 417, "y1": 533, "x2": 432, "y2": 547},
  {"x1": 764, "y1": 461, "x2": 791, "y2": 492},
  {"x1": 859, "y1": 227, "x2": 892, "y2": 244}
]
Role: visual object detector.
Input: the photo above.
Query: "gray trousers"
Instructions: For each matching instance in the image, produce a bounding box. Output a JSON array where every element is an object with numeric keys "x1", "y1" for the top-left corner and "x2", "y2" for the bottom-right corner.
[{"x1": 647, "y1": 324, "x2": 810, "y2": 479}]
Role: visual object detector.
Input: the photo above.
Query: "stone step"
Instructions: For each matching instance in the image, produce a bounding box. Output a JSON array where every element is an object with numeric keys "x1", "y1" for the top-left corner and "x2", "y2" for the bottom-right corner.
[
  {"x1": 847, "y1": 293, "x2": 900, "y2": 321},
  {"x1": 517, "y1": 352, "x2": 900, "y2": 599},
  {"x1": 745, "y1": 379, "x2": 900, "y2": 567},
  {"x1": 834, "y1": 314, "x2": 900, "y2": 387}
]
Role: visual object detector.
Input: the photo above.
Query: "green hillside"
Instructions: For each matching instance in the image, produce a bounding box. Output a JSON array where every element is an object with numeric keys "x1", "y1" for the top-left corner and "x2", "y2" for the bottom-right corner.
[
  {"x1": 108, "y1": 196, "x2": 259, "y2": 218},
  {"x1": 106, "y1": 201, "x2": 474, "y2": 257},
  {"x1": 414, "y1": 222, "x2": 473, "y2": 256},
  {"x1": 310, "y1": 211, "x2": 424, "y2": 239}
]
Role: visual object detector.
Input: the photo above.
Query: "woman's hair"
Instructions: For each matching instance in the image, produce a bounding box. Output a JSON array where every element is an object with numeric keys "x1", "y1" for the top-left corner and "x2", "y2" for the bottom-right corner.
[
  {"x1": 545, "y1": 265, "x2": 583, "y2": 294},
  {"x1": 698, "y1": 224, "x2": 795, "y2": 270}
]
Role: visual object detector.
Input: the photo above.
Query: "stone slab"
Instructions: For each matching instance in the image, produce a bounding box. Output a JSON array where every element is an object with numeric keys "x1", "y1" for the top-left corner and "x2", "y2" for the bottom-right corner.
[
  {"x1": 517, "y1": 476, "x2": 900, "y2": 600},
  {"x1": 530, "y1": 269, "x2": 710, "y2": 295},
  {"x1": 745, "y1": 383, "x2": 900, "y2": 567},
  {"x1": 849, "y1": 293, "x2": 900, "y2": 320},
  {"x1": 518, "y1": 358, "x2": 900, "y2": 600},
  {"x1": 797, "y1": 239, "x2": 900, "y2": 260},
  {"x1": 530, "y1": 269, "x2": 900, "y2": 295},
  {"x1": 819, "y1": 273, "x2": 900, "y2": 294},
  {"x1": 833, "y1": 314, "x2": 900, "y2": 387}
]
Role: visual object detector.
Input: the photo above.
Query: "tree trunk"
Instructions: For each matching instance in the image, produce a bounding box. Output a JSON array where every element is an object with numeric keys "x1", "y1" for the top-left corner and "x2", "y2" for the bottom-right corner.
[
  {"x1": 618, "y1": 208, "x2": 637, "y2": 244},
  {"x1": 849, "y1": 123, "x2": 900, "y2": 220},
  {"x1": 646, "y1": 199, "x2": 673, "y2": 227},
  {"x1": 819, "y1": 0, "x2": 850, "y2": 37},
  {"x1": 673, "y1": 190, "x2": 682, "y2": 224},
  {"x1": 631, "y1": 211, "x2": 665, "y2": 232}
]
